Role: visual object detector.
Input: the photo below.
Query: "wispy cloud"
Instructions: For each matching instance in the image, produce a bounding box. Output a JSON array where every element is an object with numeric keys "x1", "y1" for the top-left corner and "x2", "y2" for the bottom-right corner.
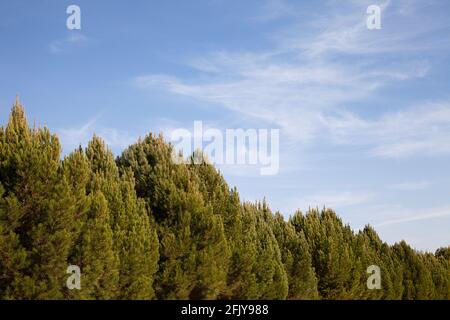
[
  {"x1": 387, "y1": 181, "x2": 433, "y2": 191},
  {"x1": 282, "y1": 0, "x2": 393, "y2": 57},
  {"x1": 133, "y1": 0, "x2": 447, "y2": 158},
  {"x1": 250, "y1": 0, "x2": 297, "y2": 22},
  {"x1": 325, "y1": 102, "x2": 450, "y2": 158},
  {"x1": 375, "y1": 206, "x2": 450, "y2": 227},
  {"x1": 296, "y1": 190, "x2": 374, "y2": 210},
  {"x1": 134, "y1": 56, "x2": 425, "y2": 145},
  {"x1": 49, "y1": 33, "x2": 89, "y2": 54},
  {"x1": 58, "y1": 117, "x2": 136, "y2": 154}
]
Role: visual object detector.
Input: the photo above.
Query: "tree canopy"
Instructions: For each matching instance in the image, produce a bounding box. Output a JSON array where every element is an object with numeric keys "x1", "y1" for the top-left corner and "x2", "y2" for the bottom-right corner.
[{"x1": 0, "y1": 99, "x2": 449, "y2": 300}]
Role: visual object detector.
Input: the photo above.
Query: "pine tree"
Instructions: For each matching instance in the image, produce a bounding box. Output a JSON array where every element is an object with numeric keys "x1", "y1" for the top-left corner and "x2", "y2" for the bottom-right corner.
[
  {"x1": 291, "y1": 209, "x2": 356, "y2": 299},
  {"x1": 70, "y1": 191, "x2": 119, "y2": 299},
  {"x1": 187, "y1": 157, "x2": 262, "y2": 299},
  {"x1": 356, "y1": 226, "x2": 404, "y2": 299},
  {"x1": 244, "y1": 202, "x2": 288, "y2": 299},
  {"x1": 0, "y1": 97, "x2": 76, "y2": 299},
  {"x1": 422, "y1": 253, "x2": 450, "y2": 299},
  {"x1": 118, "y1": 134, "x2": 229, "y2": 299},
  {"x1": 1, "y1": 97, "x2": 450, "y2": 301},
  {"x1": 392, "y1": 241, "x2": 435, "y2": 300},
  {"x1": 85, "y1": 136, "x2": 159, "y2": 299},
  {"x1": 436, "y1": 247, "x2": 450, "y2": 260},
  {"x1": 224, "y1": 201, "x2": 259, "y2": 299},
  {"x1": 0, "y1": 182, "x2": 28, "y2": 299},
  {"x1": 272, "y1": 212, "x2": 318, "y2": 299},
  {"x1": 114, "y1": 168, "x2": 159, "y2": 299}
]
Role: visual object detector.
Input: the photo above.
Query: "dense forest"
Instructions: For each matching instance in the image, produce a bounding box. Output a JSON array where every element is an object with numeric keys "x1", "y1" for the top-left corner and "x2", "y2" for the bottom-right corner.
[{"x1": 1, "y1": 98, "x2": 449, "y2": 300}]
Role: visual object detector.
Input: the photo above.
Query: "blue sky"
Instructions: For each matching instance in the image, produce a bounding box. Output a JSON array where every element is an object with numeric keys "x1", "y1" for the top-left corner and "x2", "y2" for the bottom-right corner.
[{"x1": 1, "y1": 0, "x2": 450, "y2": 251}]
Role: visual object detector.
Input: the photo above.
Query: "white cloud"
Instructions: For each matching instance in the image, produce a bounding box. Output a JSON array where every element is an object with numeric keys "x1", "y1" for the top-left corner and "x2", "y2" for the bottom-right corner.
[
  {"x1": 284, "y1": 1, "x2": 393, "y2": 57},
  {"x1": 134, "y1": 55, "x2": 423, "y2": 145},
  {"x1": 49, "y1": 33, "x2": 89, "y2": 54},
  {"x1": 387, "y1": 181, "x2": 433, "y2": 191},
  {"x1": 326, "y1": 102, "x2": 450, "y2": 158},
  {"x1": 58, "y1": 117, "x2": 136, "y2": 154},
  {"x1": 375, "y1": 206, "x2": 450, "y2": 227},
  {"x1": 133, "y1": 0, "x2": 449, "y2": 159},
  {"x1": 296, "y1": 190, "x2": 374, "y2": 210}
]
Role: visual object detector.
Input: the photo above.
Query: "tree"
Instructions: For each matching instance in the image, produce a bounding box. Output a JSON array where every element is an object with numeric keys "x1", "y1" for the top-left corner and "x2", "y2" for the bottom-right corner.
[
  {"x1": 244, "y1": 202, "x2": 288, "y2": 299},
  {"x1": 114, "y1": 168, "x2": 159, "y2": 299},
  {"x1": 291, "y1": 209, "x2": 358, "y2": 299},
  {"x1": 0, "y1": 98, "x2": 76, "y2": 299},
  {"x1": 70, "y1": 191, "x2": 119, "y2": 299},
  {"x1": 85, "y1": 136, "x2": 159, "y2": 299},
  {"x1": 0, "y1": 182, "x2": 28, "y2": 299},
  {"x1": 1, "y1": 97, "x2": 449, "y2": 300},
  {"x1": 436, "y1": 247, "x2": 450, "y2": 261},
  {"x1": 272, "y1": 212, "x2": 318, "y2": 299},
  {"x1": 118, "y1": 134, "x2": 229, "y2": 299},
  {"x1": 392, "y1": 241, "x2": 435, "y2": 300}
]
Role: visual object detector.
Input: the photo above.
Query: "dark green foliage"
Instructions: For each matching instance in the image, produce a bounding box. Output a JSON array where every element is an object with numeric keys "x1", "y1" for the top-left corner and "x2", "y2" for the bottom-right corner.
[
  {"x1": 272, "y1": 212, "x2": 318, "y2": 299},
  {"x1": 392, "y1": 241, "x2": 436, "y2": 300},
  {"x1": 245, "y1": 202, "x2": 288, "y2": 299},
  {"x1": 118, "y1": 135, "x2": 229, "y2": 299},
  {"x1": 0, "y1": 99, "x2": 76, "y2": 299},
  {"x1": 436, "y1": 247, "x2": 450, "y2": 261},
  {"x1": 290, "y1": 209, "x2": 357, "y2": 299},
  {"x1": 1, "y1": 99, "x2": 449, "y2": 300},
  {"x1": 84, "y1": 136, "x2": 159, "y2": 299},
  {"x1": 70, "y1": 191, "x2": 119, "y2": 299}
]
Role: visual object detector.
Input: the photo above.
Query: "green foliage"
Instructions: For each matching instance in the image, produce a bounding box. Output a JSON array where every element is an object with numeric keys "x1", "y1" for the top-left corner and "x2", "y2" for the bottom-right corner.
[
  {"x1": 118, "y1": 135, "x2": 229, "y2": 299},
  {"x1": 1, "y1": 99, "x2": 449, "y2": 300},
  {"x1": 0, "y1": 100, "x2": 76, "y2": 299},
  {"x1": 290, "y1": 209, "x2": 356, "y2": 299},
  {"x1": 70, "y1": 191, "x2": 119, "y2": 299},
  {"x1": 272, "y1": 212, "x2": 318, "y2": 299},
  {"x1": 247, "y1": 203, "x2": 288, "y2": 299}
]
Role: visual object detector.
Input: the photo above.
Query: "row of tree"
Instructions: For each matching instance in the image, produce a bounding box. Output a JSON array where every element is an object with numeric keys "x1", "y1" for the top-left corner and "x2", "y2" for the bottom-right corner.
[{"x1": 0, "y1": 99, "x2": 449, "y2": 299}]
